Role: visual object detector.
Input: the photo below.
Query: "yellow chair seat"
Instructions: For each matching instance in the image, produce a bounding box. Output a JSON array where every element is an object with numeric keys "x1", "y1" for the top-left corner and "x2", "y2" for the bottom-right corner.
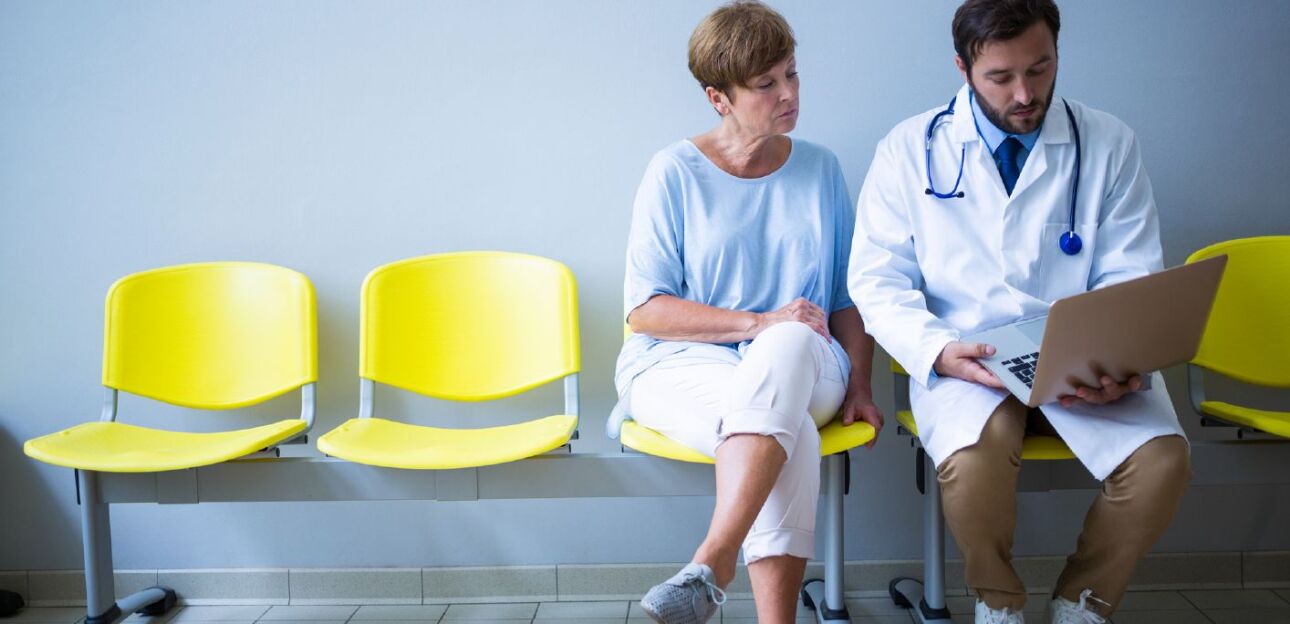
[
  {"x1": 896, "y1": 409, "x2": 1074, "y2": 461},
  {"x1": 620, "y1": 418, "x2": 878, "y2": 465},
  {"x1": 820, "y1": 419, "x2": 878, "y2": 456},
  {"x1": 621, "y1": 421, "x2": 713, "y2": 464},
  {"x1": 317, "y1": 415, "x2": 577, "y2": 470},
  {"x1": 23, "y1": 419, "x2": 307, "y2": 473},
  {"x1": 1020, "y1": 436, "x2": 1077, "y2": 460},
  {"x1": 1201, "y1": 401, "x2": 1290, "y2": 439},
  {"x1": 896, "y1": 409, "x2": 916, "y2": 432}
]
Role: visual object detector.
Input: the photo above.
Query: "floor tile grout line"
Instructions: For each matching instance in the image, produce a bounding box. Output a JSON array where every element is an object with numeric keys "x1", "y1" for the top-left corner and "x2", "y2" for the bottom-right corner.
[{"x1": 1178, "y1": 588, "x2": 1206, "y2": 615}]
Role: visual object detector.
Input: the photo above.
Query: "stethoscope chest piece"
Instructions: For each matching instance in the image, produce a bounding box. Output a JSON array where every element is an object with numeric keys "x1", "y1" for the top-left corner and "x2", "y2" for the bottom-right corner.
[{"x1": 1059, "y1": 230, "x2": 1083, "y2": 255}]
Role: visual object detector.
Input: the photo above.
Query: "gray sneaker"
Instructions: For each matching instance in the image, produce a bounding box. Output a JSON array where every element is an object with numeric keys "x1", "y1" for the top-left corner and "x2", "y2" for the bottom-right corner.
[{"x1": 639, "y1": 562, "x2": 726, "y2": 624}]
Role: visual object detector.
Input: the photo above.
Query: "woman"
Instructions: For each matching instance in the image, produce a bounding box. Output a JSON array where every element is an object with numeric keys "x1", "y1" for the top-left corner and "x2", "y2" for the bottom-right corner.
[{"x1": 615, "y1": 2, "x2": 883, "y2": 623}]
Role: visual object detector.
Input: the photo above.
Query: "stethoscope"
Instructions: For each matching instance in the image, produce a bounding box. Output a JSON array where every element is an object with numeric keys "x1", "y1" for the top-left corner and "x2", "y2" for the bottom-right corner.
[{"x1": 924, "y1": 95, "x2": 1084, "y2": 256}]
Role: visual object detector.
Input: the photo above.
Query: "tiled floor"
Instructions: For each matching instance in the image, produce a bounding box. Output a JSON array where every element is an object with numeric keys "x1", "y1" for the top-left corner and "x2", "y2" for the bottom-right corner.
[{"x1": 6, "y1": 590, "x2": 1290, "y2": 623}]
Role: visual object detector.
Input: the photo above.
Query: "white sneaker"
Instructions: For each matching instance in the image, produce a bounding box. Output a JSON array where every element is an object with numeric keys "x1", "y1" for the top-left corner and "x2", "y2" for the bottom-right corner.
[
  {"x1": 975, "y1": 599, "x2": 1025, "y2": 624},
  {"x1": 639, "y1": 562, "x2": 725, "y2": 624},
  {"x1": 1048, "y1": 589, "x2": 1109, "y2": 624}
]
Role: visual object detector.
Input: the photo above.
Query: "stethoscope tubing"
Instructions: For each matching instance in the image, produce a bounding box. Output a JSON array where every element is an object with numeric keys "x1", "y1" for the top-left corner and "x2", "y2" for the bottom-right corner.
[{"x1": 924, "y1": 95, "x2": 1083, "y2": 255}]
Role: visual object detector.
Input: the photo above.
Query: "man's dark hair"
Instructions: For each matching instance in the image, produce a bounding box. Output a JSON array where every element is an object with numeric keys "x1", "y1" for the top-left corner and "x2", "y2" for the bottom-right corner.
[{"x1": 953, "y1": 0, "x2": 1061, "y2": 75}]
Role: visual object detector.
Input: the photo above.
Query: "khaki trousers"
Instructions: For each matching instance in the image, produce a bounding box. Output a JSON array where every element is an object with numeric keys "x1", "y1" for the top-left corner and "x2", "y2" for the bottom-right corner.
[{"x1": 937, "y1": 397, "x2": 1191, "y2": 615}]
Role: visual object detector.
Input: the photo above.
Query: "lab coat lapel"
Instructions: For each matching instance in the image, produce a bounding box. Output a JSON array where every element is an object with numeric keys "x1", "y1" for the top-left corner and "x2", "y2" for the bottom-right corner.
[
  {"x1": 1010, "y1": 143, "x2": 1049, "y2": 200},
  {"x1": 949, "y1": 85, "x2": 1012, "y2": 202},
  {"x1": 949, "y1": 84, "x2": 977, "y2": 144},
  {"x1": 1009, "y1": 95, "x2": 1072, "y2": 201}
]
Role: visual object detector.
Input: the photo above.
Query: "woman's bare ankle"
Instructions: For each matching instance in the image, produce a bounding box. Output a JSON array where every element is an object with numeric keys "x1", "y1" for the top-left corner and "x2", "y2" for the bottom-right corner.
[{"x1": 692, "y1": 548, "x2": 737, "y2": 587}]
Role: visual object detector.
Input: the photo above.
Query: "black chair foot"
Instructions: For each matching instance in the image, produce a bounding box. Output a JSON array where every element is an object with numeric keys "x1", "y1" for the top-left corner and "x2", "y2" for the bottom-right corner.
[
  {"x1": 889, "y1": 577, "x2": 913, "y2": 608},
  {"x1": 137, "y1": 587, "x2": 177, "y2": 616},
  {"x1": 0, "y1": 589, "x2": 24, "y2": 617},
  {"x1": 800, "y1": 578, "x2": 849, "y2": 623}
]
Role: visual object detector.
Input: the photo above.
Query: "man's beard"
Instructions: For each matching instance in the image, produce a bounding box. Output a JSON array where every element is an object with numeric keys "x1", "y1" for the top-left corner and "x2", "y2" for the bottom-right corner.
[{"x1": 970, "y1": 78, "x2": 1056, "y2": 135}]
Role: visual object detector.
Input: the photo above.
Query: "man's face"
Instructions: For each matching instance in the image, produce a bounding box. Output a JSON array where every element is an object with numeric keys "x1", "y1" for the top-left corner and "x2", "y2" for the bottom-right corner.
[{"x1": 957, "y1": 21, "x2": 1058, "y2": 135}]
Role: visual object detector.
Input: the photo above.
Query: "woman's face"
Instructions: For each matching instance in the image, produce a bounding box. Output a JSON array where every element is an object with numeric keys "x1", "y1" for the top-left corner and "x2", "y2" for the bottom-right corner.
[{"x1": 721, "y1": 56, "x2": 799, "y2": 136}]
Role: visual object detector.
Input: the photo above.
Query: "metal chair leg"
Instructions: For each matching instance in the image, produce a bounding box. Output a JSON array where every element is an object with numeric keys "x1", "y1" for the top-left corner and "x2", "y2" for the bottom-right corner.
[
  {"x1": 79, "y1": 471, "x2": 176, "y2": 624},
  {"x1": 801, "y1": 453, "x2": 850, "y2": 623},
  {"x1": 889, "y1": 448, "x2": 954, "y2": 622}
]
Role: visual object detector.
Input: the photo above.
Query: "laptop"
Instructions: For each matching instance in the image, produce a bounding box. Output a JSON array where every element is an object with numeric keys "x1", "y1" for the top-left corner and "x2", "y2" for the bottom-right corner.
[{"x1": 964, "y1": 255, "x2": 1227, "y2": 407}]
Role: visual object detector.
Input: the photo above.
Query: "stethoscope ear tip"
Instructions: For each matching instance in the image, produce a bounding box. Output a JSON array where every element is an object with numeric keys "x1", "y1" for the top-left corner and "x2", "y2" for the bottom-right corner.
[
  {"x1": 955, "y1": 191, "x2": 965, "y2": 198},
  {"x1": 924, "y1": 188, "x2": 933, "y2": 195}
]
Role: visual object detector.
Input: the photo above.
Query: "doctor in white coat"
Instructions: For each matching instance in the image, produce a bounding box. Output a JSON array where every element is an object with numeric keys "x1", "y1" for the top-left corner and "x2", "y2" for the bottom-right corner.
[{"x1": 850, "y1": 1, "x2": 1190, "y2": 623}]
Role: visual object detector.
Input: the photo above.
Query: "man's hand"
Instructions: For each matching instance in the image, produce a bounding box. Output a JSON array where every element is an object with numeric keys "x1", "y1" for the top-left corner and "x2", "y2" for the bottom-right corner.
[
  {"x1": 839, "y1": 390, "x2": 884, "y2": 448},
  {"x1": 933, "y1": 341, "x2": 1006, "y2": 388},
  {"x1": 1059, "y1": 375, "x2": 1144, "y2": 408}
]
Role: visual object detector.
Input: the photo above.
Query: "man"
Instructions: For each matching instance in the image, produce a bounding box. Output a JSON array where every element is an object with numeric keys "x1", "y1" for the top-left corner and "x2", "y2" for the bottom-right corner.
[{"x1": 849, "y1": 1, "x2": 1190, "y2": 622}]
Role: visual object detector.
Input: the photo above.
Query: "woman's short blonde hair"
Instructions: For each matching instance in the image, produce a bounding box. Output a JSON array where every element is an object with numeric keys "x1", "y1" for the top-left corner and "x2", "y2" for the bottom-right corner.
[{"x1": 687, "y1": 1, "x2": 796, "y2": 97}]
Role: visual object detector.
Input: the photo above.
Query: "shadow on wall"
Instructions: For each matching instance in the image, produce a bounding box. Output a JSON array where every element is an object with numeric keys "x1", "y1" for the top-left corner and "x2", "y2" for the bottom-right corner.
[{"x1": 0, "y1": 417, "x2": 79, "y2": 571}]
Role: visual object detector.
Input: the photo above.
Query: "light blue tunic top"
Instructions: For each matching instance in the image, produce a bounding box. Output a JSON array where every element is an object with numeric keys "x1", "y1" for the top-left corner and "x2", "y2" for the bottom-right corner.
[{"x1": 614, "y1": 138, "x2": 856, "y2": 402}]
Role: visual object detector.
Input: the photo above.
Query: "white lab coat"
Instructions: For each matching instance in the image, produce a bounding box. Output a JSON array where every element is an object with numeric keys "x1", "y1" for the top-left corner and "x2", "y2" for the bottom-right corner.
[{"x1": 850, "y1": 84, "x2": 1184, "y2": 480}]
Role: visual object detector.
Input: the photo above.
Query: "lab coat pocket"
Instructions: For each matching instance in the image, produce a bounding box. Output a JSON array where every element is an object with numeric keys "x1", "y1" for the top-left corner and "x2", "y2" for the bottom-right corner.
[{"x1": 1034, "y1": 222, "x2": 1095, "y2": 302}]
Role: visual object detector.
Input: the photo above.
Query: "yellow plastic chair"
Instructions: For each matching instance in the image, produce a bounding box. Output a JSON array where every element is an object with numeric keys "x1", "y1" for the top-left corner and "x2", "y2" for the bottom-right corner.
[
  {"x1": 605, "y1": 322, "x2": 874, "y2": 624},
  {"x1": 23, "y1": 262, "x2": 318, "y2": 624},
  {"x1": 887, "y1": 359, "x2": 1073, "y2": 623},
  {"x1": 1186, "y1": 236, "x2": 1290, "y2": 438},
  {"x1": 318, "y1": 252, "x2": 580, "y2": 469}
]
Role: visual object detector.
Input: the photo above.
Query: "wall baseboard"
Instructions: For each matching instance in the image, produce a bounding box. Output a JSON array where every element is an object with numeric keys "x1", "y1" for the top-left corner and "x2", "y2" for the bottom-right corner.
[{"x1": 4, "y1": 551, "x2": 1285, "y2": 607}]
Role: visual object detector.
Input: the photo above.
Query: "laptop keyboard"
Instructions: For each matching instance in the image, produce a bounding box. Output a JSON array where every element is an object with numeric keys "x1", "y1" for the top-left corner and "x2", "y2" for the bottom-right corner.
[{"x1": 1003, "y1": 352, "x2": 1040, "y2": 388}]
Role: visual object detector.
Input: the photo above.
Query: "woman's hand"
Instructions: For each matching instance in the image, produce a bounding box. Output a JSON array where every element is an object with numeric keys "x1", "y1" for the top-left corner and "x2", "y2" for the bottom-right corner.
[
  {"x1": 756, "y1": 297, "x2": 830, "y2": 341},
  {"x1": 839, "y1": 389, "x2": 884, "y2": 448}
]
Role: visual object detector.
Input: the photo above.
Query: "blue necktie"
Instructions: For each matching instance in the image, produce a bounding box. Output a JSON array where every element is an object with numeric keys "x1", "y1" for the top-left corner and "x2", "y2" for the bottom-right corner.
[{"x1": 997, "y1": 136, "x2": 1022, "y2": 196}]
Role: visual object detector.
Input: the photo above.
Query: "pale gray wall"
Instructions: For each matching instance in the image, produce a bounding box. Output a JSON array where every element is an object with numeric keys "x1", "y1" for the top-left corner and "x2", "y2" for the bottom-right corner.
[{"x1": 2, "y1": 1, "x2": 1288, "y2": 570}]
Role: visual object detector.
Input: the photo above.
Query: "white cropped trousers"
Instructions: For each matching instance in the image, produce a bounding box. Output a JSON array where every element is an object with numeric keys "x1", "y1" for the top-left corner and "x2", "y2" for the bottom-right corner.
[{"x1": 629, "y1": 321, "x2": 846, "y2": 563}]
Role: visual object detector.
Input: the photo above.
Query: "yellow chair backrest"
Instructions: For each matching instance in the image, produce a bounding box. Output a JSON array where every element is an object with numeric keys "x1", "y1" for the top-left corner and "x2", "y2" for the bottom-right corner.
[
  {"x1": 103, "y1": 262, "x2": 318, "y2": 409},
  {"x1": 1187, "y1": 235, "x2": 1290, "y2": 388},
  {"x1": 361, "y1": 251, "x2": 580, "y2": 401}
]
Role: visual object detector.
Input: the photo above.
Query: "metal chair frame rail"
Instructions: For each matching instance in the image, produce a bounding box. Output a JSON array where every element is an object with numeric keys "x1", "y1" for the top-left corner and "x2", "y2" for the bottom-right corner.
[{"x1": 69, "y1": 420, "x2": 1290, "y2": 624}]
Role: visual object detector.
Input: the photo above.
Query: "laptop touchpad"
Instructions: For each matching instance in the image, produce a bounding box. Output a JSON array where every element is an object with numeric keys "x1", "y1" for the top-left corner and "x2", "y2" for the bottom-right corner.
[{"x1": 1017, "y1": 317, "x2": 1047, "y2": 345}]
